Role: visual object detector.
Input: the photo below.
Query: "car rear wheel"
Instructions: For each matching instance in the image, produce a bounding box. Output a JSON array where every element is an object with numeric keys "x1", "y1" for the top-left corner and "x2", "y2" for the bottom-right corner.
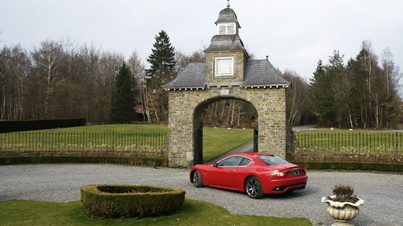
[
  {"x1": 192, "y1": 170, "x2": 203, "y2": 187},
  {"x1": 245, "y1": 176, "x2": 264, "y2": 199}
]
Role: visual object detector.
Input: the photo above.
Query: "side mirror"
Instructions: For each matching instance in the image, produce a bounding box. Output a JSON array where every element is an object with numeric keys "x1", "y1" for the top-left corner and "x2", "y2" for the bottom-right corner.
[{"x1": 213, "y1": 162, "x2": 218, "y2": 167}]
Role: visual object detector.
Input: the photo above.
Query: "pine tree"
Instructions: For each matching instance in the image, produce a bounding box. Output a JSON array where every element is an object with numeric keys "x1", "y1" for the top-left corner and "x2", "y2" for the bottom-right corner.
[
  {"x1": 145, "y1": 30, "x2": 176, "y2": 123},
  {"x1": 345, "y1": 52, "x2": 371, "y2": 128},
  {"x1": 110, "y1": 62, "x2": 135, "y2": 124},
  {"x1": 146, "y1": 30, "x2": 176, "y2": 88},
  {"x1": 326, "y1": 50, "x2": 345, "y2": 127},
  {"x1": 309, "y1": 59, "x2": 335, "y2": 127}
]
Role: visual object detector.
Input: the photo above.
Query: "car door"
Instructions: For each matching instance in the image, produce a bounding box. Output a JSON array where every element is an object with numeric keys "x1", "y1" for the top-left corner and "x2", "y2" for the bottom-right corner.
[
  {"x1": 209, "y1": 156, "x2": 243, "y2": 187},
  {"x1": 232, "y1": 157, "x2": 253, "y2": 190}
]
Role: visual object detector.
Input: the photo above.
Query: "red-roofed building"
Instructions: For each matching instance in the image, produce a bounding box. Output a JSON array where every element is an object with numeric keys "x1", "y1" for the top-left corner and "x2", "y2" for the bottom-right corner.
[{"x1": 133, "y1": 105, "x2": 148, "y2": 122}]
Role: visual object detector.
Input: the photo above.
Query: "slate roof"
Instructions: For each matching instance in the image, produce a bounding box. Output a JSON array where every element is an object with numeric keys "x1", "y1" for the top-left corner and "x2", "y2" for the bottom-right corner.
[
  {"x1": 204, "y1": 35, "x2": 245, "y2": 52},
  {"x1": 243, "y1": 59, "x2": 290, "y2": 88},
  {"x1": 162, "y1": 59, "x2": 290, "y2": 91},
  {"x1": 215, "y1": 7, "x2": 241, "y2": 28},
  {"x1": 162, "y1": 62, "x2": 206, "y2": 90}
]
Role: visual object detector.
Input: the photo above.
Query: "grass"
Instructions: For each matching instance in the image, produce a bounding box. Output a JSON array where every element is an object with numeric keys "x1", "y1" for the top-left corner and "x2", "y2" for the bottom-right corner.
[
  {"x1": 203, "y1": 128, "x2": 253, "y2": 162},
  {"x1": 0, "y1": 125, "x2": 253, "y2": 162},
  {"x1": 295, "y1": 130, "x2": 403, "y2": 155},
  {"x1": 44, "y1": 124, "x2": 168, "y2": 133},
  {"x1": 0, "y1": 199, "x2": 311, "y2": 226}
]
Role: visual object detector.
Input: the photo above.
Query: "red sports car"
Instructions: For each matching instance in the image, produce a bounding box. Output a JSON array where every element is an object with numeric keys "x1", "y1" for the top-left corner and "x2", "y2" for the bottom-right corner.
[{"x1": 190, "y1": 152, "x2": 308, "y2": 199}]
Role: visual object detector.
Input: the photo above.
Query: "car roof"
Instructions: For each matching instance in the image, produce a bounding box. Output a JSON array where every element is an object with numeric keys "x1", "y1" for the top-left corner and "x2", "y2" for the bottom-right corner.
[{"x1": 229, "y1": 152, "x2": 274, "y2": 158}]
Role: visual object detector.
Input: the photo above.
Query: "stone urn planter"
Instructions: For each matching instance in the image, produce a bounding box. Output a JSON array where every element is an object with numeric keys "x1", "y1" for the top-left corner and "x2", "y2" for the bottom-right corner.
[{"x1": 321, "y1": 184, "x2": 364, "y2": 226}]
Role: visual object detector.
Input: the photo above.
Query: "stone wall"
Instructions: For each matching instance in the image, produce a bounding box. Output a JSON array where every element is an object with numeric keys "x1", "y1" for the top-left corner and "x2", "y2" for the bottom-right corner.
[
  {"x1": 205, "y1": 51, "x2": 246, "y2": 84},
  {"x1": 167, "y1": 86, "x2": 287, "y2": 168}
]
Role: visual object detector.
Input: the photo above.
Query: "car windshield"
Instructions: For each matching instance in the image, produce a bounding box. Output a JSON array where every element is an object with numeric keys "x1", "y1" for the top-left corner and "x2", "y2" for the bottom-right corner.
[{"x1": 257, "y1": 155, "x2": 288, "y2": 165}]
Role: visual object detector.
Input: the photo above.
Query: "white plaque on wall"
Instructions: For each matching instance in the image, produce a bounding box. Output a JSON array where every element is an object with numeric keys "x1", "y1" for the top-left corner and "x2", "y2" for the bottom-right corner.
[{"x1": 220, "y1": 90, "x2": 230, "y2": 95}]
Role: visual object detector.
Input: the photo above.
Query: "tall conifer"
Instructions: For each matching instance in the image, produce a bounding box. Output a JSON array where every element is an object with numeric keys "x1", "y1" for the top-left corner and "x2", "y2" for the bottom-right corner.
[
  {"x1": 110, "y1": 62, "x2": 135, "y2": 124},
  {"x1": 146, "y1": 30, "x2": 176, "y2": 88},
  {"x1": 145, "y1": 30, "x2": 176, "y2": 123}
]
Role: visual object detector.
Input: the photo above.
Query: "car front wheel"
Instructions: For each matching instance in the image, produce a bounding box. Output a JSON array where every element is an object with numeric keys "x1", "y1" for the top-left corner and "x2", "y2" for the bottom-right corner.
[
  {"x1": 245, "y1": 176, "x2": 264, "y2": 199},
  {"x1": 192, "y1": 170, "x2": 203, "y2": 187}
]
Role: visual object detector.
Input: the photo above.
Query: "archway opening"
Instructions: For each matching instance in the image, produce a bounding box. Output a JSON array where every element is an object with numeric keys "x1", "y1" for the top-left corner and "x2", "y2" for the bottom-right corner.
[{"x1": 193, "y1": 97, "x2": 258, "y2": 165}]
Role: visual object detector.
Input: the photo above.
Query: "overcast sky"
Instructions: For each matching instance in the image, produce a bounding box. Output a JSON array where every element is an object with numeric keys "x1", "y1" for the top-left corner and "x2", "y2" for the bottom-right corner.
[{"x1": 1, "y1": 0, "x2": 402, "y2": 83}]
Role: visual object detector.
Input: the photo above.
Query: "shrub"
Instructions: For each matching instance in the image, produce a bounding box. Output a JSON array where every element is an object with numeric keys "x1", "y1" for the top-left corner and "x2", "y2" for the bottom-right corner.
[
  {"x1": 328, "y1": 184, "x2": 359, "y2": 203},
  {"x1": 0, "y1": 118, "x2": 86, "y2": 133},
  {"x1": 80, "y1": 184, "x2": 185, "y2": 218}
]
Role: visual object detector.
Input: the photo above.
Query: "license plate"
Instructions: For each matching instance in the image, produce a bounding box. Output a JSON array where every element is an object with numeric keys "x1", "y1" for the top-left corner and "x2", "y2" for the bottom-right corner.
[{"x1": 291, "y1": 171, "x2": 301, "y2": 176}]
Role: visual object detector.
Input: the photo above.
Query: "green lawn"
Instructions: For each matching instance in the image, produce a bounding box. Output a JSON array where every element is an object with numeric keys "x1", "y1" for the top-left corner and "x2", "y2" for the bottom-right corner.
[
  {"x1": 0, "y1": 127, "x2": 167, "y2": 152},
  {"x1": 0, "y1": 199, "x2": 311, "y2": 226},
  {"x1": 45, "y1": 124, "x2": 168, "y2": 133},
  {"x1": 203, "y1": 128, "x2": 253, "y2": 162},
  {"x1": 0, "y1": 125, "x2": 253, "y2": 162},
  {"x1": 295, "y1": 130, "x2": 403, "y2": 154}
]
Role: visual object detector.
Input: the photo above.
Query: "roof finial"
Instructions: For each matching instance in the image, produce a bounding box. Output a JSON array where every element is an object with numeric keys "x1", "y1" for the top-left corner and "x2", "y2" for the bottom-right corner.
[{"x1": 227, "y1": 0, "x2": 230, "y2": 8}]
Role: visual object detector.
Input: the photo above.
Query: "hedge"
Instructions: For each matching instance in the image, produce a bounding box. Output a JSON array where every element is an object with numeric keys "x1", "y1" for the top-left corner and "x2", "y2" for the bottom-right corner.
[
  {"x1": 0, "y1": 156, "x2": 168, "y2": 167},
  {"x1": 293, "y1": 161, "x2": 403, "y2": 172},
  {"x1": 1, "y1": 156, "x2": 401, "y2": 172},
  {"x1": 0, "y1": 118, "x2": 86, "y2": 133},
  {"x1": 81, "y1": 184, "x2": 185, "y2": 218}
]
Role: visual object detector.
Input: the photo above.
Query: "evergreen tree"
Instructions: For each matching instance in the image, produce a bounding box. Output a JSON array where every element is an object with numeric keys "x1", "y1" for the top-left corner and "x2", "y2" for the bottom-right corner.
[
  {"x1": 110, "y1": 62, "x2": 135, "y2": 124},
  {"x1": 309, "y1": 59, "x2": 335, "y2": 127},
  {"x1": 345, "y1": 51, "x2": 371, "y2": 128},
  {"x1": 326, "y1": 50, "x2": 345, "y2": 127},
  {"x1": 145, "y1": 30, "x2": 176, "y2": 123},
  {"x1": 146, "y1": 30, "x2": 176, "y2": 88}
]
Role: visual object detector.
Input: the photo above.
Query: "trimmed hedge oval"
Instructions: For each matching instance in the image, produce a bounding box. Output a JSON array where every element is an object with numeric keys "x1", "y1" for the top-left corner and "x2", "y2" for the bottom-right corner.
[{"x1": 81, "y1": 184, "x2": 185, "y2": 218}]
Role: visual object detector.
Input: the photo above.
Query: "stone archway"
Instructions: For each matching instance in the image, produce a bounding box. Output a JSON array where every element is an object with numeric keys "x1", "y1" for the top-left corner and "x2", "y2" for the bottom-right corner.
[
  {"x1": 192, "y1": 96, "x2": 256, "y2": 165},
  {"x1": 162, "y1": 5, "x2": 290, "y2": 168},
  {"x1": 165, "y1": 87, "x2": 287, "y2": 168}
]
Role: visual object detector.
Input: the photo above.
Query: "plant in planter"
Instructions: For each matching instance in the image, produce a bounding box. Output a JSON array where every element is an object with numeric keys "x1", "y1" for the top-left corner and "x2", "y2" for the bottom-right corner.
[{"x1": 321, "y1": 184, "x2": 364, "y2": 226}]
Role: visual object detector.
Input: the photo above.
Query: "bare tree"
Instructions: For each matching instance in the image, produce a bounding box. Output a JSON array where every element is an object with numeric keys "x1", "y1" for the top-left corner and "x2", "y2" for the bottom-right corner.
[
  {"x1": 128, "y1": 50, "x2": 148, "y2": 122},
  {"x1": 175, "y1": 49, "x2": 205, "y2": 71},
  {"x1": 30, "y1": 40, "x2": 65, "y2": 118},
  {"x1": 0, "y1": 45, "x2": 30, "y2": 120},
  {"x1": 282, "y1": 70, "x2": 309, "y2": 126}
]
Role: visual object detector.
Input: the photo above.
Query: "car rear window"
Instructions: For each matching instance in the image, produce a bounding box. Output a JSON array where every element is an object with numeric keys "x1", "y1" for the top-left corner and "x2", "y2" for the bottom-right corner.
[
  {"x1": 257, "y1": 155, "x2": 288, "y2": 165},
  {"x1": 239, "y1": 157, "x2": 251, "y2": 166}
]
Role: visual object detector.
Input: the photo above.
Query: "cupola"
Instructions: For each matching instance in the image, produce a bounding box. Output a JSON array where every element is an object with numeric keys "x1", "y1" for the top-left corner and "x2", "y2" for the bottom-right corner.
[
  {"x1": 215, "y1": 5, "x2": 241, "y2": 35},
  {"x1": 204, "y1": 2, "x2": 248, "y2": 87}
]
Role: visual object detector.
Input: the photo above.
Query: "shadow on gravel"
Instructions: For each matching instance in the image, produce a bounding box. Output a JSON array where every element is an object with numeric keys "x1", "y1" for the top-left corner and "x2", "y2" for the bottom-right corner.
[
  {"x1": 197, "y1": 185, "x2": 315, "y2": 200},
  {"x1": 265, "y1": 191, "x2": 310, "y2": 200}
]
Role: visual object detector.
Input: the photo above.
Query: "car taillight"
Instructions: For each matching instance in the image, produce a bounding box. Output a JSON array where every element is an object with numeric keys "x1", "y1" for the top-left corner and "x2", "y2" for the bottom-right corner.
[{"x1": 272, "y1": 170, "x2": 287, "y2": 177}]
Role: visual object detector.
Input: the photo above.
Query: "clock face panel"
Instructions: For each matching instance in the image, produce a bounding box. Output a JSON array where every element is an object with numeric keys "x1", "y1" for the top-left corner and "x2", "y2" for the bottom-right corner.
[{"x1": 215, "y1": 57, "x2": 234, "y2": 76}]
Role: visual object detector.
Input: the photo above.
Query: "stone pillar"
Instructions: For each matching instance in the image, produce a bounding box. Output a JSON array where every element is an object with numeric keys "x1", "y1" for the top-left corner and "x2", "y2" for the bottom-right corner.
[{"x1": 167, "y1": 92, "x2": 194, "y2": 168}]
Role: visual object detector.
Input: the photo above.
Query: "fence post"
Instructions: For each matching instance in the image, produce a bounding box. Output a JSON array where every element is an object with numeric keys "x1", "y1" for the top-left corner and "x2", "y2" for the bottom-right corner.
[
  {"x1": 112, "y1": 132, "x2": 114, "y2": 151},
  {"x1": 396, "y1": 132, "x2": 399, "y2": 155},
  {"x1": 81, "y1": 132, "x2": 84, "y2": 151}
]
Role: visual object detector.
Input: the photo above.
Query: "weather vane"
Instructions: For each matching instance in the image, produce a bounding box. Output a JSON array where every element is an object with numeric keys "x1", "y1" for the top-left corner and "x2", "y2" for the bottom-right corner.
[{"x1": 227, "y1": 0, "x2": 230, "y2": 8}]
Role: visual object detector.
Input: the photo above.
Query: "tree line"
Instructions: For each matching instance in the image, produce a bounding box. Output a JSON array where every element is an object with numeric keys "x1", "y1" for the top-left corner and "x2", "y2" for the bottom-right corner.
[
  {"x1": 1, "y1": 38, "x2": 134, "y2": 124},
  {"x1": 308, "y1": 41, "x2": 401, "y2": 129},
  {"x1": 1, "y1": 31, "x2": 401, "y2": 129},
  {"x1": 285, "y1": 41, "x2": 402, "y2": 129}
]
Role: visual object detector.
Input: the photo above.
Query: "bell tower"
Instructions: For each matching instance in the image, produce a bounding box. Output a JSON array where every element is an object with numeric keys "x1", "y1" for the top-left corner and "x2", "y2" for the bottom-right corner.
[{"x1": 204, "y1": 2, "x2": 249, "y2": 88}]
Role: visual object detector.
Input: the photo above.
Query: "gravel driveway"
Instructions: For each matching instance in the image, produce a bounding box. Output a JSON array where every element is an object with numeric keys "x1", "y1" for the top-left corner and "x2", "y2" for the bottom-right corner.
[{"x1": 1, "y1": 164, "x2": 402, "y2": 226}]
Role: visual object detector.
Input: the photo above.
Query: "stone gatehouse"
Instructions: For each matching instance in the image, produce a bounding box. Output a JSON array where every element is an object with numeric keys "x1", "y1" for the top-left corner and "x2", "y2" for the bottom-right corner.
[{"x1": 163, "y1": 4, "x2": 290, "y2": 168}]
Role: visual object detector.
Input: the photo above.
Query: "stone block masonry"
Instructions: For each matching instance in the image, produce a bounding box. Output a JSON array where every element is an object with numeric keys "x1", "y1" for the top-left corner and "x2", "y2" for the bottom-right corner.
[{"x1": 167, "y1": 86, "x2": 287, "y2": 168}]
